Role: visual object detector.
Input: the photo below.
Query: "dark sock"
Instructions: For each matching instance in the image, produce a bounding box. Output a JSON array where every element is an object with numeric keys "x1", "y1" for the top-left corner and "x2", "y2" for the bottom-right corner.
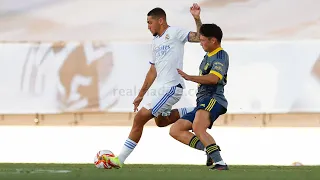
[
  {"x1": 188, "y1": 136, "x2": 205, "y2": 151},
  {"x1": 206, "y1": 144, "x2": 223, "y2": 163}
]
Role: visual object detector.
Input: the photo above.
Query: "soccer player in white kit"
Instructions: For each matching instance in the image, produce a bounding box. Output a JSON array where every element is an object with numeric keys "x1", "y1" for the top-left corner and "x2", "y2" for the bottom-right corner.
[{"x1": 105, "y1": 4, "x2": 204, "y2": 168}]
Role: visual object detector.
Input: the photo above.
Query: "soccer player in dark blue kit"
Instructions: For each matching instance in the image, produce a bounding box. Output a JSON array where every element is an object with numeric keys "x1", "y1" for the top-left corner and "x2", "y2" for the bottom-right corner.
[{"x1": 170, "y1": 23, "x2": 229, "y2": 170}]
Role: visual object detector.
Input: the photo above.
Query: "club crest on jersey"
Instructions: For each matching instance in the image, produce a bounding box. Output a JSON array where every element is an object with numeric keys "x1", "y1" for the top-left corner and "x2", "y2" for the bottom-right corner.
[
  {"x1": 165, "y1": 34, "x2": 170, "y2": 40},
  {"x1": 204, "y1": 63, "x2": 209, "y2": 70}
]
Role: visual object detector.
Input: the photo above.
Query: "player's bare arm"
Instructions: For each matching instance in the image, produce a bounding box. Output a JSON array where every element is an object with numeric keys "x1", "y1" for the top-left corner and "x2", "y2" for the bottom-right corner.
[
  {"x1": 137, "y1": 65, "x2": 157, "y2": 97},
  {"x1": 188, "y1": 3, "x2": 202, "y2": 42},
  {"x1": 177, "y1": 69, "x2": 220, "y2": 85},
  {"x1": 133, "y1": 65, "x2": 157, "y2": 111}
]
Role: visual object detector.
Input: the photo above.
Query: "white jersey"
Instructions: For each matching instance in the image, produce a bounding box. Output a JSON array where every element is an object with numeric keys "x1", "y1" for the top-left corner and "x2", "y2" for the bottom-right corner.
[{"x1": 150, "y1": 26, "x2": 190, "y2": 89}]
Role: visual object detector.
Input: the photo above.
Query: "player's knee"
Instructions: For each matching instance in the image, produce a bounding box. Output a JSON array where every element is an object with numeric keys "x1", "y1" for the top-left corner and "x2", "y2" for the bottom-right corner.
[
  {"x1": 155, "y1": 121, "x2": 167, "y2": 127},
  {"x1": 132, "y1": 108, "x2": 153, "y2": 128},
  {"x1": 154, "y1": 116, "x2": 168, "y2": 127},
  {"x1": 192, "y1": 124, "x2": 206, "y2": 137},
  {"x1": 169, "y1": 123, "x2": 179, "y2": 139},
  {"x1": 193, "y1": 110, "x2": 210, "y2": 136},
  {"x1": 170, "y1": 109, "x2": 180, "y2": 119}
]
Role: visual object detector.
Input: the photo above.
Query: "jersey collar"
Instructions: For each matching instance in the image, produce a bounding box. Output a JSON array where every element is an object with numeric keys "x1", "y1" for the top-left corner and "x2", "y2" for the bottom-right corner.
[
  {"x1": 158, "y1": 26, "x2": 170, "y2": 38},
  {"x1": 207, "y1": 47, "x2": 223, "y2": 57}
]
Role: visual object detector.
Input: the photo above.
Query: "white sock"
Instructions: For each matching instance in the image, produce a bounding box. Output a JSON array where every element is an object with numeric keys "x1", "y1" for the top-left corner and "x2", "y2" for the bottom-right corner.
[
  {"x1": 177, "y1": 107, "x2": 195, "y2": 118},
  {"x1": 215, "y1": 160, "x2": 226, "y2": 165},
  {"x1": 118, "y1": 138, "x2": 137, "y2": 164}
]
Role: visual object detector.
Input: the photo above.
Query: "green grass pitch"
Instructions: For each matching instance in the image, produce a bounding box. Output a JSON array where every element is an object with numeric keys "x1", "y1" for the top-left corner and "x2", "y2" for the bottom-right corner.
[{"x1": 0, "y1": 164, "x2": 319, "y2": 180}]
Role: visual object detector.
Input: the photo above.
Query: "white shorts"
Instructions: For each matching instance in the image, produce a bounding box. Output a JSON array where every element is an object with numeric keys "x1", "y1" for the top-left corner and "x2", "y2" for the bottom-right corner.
[{"x1": 144, "y1": 85, "x2": 183, "y2": 117}]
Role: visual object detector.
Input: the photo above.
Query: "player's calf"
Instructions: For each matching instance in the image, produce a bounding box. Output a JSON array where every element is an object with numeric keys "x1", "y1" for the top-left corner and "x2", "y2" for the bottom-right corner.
[
  {"x1": 192, "y1": 109, "x2": 227, "y2": 168},
  {"x1": 189, "y1": 135, "x2": 214, "y2": 166},
  {"x1": 154, "y1": 109, "x2": 180, "y2": 127},
  {"x1": 116, "y1": 108, "x2": 154, "y2": 166},
  {"x1": 170, "y1": 118, "x2": 213, "y2": 166},
  {"x1": 154, "y1": 108, "x2": 194, "y2": 127},
  {"x1": 130, "y1": 108, "x2": 154, "y2": 142},
  {"x1": 169, "y1": 119, "x2": 193, "y2": 141}
]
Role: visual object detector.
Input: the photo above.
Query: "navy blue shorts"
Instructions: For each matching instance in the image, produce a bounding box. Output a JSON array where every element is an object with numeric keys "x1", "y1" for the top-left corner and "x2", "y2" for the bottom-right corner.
[{"x1": 181, "y1": 97, "x2": 227, "y2": 129}]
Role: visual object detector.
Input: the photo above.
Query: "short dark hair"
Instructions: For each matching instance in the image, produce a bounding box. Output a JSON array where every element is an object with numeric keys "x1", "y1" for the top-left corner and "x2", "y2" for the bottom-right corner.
[
  {"x1": 199, "y1": 24, "x2": 223, "y2": 43},
  {"x1": 147, "y1": 7, "x2": 166, "y2": 19}
]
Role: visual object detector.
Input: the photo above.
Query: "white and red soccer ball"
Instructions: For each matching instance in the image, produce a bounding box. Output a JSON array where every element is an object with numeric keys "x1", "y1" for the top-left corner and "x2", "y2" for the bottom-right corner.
[{"x1": 94, "y1": 150, "x2": 115, "y2": 169}]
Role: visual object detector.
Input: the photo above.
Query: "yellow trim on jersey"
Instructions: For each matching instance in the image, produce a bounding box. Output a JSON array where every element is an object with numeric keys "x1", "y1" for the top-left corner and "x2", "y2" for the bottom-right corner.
[
  {"x1": 205, "y1": 99, "x2": 216, "y2": 111},
  {"x1": 210, "y1": 70, "x2": 223, "y2": 80},
  {"x1": 207, "y1": 47, "x2": 223, "y2": 57}
]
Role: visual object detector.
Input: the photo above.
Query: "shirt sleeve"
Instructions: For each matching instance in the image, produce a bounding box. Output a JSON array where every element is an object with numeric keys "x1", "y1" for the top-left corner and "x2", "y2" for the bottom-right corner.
[
  {"x1": 149, "y1": 42, "x2": 155, "y2": 65},
  {"x1": 149, "y1": 55, "x2": 155, "y2": 65},
  {"x1": 174, "y1": 27, "x2": 191, "y2": 43},
  {"x1": 210, "y1": 54, "x2": 228, "y2": 80}
]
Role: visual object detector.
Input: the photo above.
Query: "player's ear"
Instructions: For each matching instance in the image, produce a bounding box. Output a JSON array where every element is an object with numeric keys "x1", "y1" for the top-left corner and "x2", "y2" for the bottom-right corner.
[
  {"x1": 158, "y1": 17, "x2": 164, "y2": 25},
  {"x1": 210, "y1": 37, "x2": 216, "y2": 44}
]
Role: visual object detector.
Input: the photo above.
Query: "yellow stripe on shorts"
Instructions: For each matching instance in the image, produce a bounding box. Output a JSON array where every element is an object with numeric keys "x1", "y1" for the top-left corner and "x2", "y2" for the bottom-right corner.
[{"x1": 205, "y1": 99, "x2": 216, "y2": 111}]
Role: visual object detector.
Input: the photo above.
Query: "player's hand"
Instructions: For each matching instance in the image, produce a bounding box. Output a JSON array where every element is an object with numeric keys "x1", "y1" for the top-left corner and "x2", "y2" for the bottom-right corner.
[
  {"x1": 133, "y1": 96, "x2": 143, "y2": 112},
  {"x1": 190, "y1": 3, "x2": 201, "y2": 19},
  {"x1": 177, "y1": 69, "x2": 191, "y2": 81}
]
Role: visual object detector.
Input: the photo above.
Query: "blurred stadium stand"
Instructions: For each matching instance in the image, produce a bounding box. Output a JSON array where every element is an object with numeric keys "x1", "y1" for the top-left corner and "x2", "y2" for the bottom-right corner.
[{"x1": 0, "y1": 0, "x2": 319, "y2": 41}]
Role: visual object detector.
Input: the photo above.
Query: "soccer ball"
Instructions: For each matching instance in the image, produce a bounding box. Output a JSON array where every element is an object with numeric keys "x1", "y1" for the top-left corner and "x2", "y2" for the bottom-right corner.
[{"x1": 94, "y1": 150, "x2": 115, "y2": 169}]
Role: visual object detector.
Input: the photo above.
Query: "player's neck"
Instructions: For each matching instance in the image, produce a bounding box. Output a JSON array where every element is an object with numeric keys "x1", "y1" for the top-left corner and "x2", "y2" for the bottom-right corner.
[{"x1": 158, "y1": 24, "x2": 169, "y2": 37}]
